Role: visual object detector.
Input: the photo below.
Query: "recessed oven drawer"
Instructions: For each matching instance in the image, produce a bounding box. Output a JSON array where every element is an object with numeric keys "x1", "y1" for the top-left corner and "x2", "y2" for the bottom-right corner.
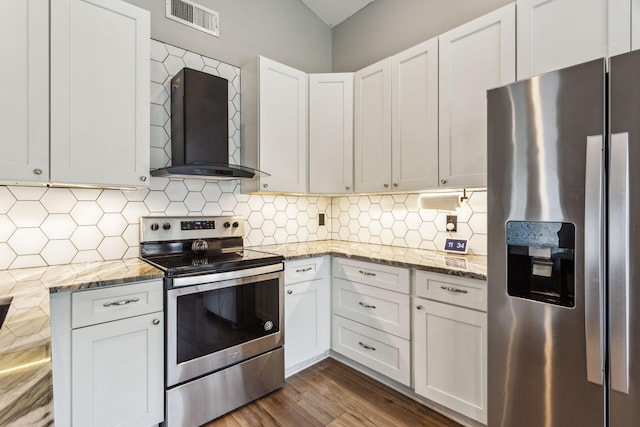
[{"x1": 72, "y1": 279, "x2": 163, "y2": 328}]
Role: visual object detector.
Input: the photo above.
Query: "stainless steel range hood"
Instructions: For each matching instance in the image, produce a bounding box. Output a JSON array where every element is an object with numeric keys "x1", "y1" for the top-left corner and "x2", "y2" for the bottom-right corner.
[{"x1": 151, "y1": 68, "x2": 265, "y2": 179}]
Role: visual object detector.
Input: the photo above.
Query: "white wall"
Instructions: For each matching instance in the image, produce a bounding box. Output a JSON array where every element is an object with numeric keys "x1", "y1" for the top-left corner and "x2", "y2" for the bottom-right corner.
[
  {"x1": 331, "y1": 0, "x2": 512, "y2": 71},
  {"x1": 124, "y1": 0, "x2": 332, "y2": 72}
]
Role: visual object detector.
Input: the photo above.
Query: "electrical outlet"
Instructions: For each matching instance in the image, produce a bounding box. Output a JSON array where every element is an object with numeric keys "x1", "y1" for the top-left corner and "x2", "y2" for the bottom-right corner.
[
  {"x1": 319, "y1": 213, "x2": 325, "y2": 226},
  {"x1": 446, "y1": 215, "x2": 457, "y2": 232}
]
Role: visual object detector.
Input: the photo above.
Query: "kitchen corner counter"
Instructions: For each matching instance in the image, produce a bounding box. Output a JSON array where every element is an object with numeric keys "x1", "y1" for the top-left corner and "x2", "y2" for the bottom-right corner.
[
  {"x1": 253, "y1": 240, "x2": 487, "y2": 280},
  {"x1": 0, "y1": 258, "x2": 163, "y2": 427}
]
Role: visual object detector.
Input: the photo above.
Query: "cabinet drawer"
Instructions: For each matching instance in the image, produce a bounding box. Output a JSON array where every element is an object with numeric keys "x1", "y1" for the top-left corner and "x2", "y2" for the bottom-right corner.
[
  {"x1": 332, "y1": 315, "x2": 410, "y2": 386},
  {"x1": 285, "y1": 256, "x2": 328, "y2": 285},
  {"x1": 415, "y1": 271, "x2": 487, "y2": 312},
  {"x1": 333, "y1": 278, "x2": 410, "y2": 339},
  {"x1": 333, "y1": 257, "x2": 410, "y2": 294},
  {"x1": 72, "y1": 279, "x2": 163, "y2": 328}
]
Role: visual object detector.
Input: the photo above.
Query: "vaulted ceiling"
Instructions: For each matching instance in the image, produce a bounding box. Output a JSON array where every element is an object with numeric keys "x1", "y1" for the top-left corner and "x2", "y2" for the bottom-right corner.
[{"x1": 299, "y1": 0, "x2": 376, "y2": 28}]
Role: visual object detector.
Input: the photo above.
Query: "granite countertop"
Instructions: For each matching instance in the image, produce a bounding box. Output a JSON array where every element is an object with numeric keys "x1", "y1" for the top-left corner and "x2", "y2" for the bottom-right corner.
[
  {"x1": 254, "y1": 240, "x2": 487, "y2": 280},
  {"x1": 0, "y1": 241, "x2": 485, "y2": 426},
  {"x1": 0, "y1": 258, "x2": 163, "y2": 427}
]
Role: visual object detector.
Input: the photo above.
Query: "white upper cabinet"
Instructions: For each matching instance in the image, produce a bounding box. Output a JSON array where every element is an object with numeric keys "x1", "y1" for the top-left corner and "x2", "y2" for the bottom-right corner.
[
  {"x1": 391, "y1": 37, "x2": 439, "y2": 191},
  {"x1": 50, "y1": 0, "x2": 150, "y2": 188},
  {"x1": 242, "y1": 56, "x2": 308, "y2": 194},
  {"x1": 354, "y1": 58, "x2": 393, "y2": 193},
  {"x1": 518, "y1": 0, "x2": 631, "y2": 80},
  {"x1": 309, "y1": 73, "x2": 354, "y2": 194},
  {"x1": 439, "y1": 3, "x2": 516, "y2": 188},
  {"x1": 0, "y1": 0, "x2": 50, "y2": 184}
]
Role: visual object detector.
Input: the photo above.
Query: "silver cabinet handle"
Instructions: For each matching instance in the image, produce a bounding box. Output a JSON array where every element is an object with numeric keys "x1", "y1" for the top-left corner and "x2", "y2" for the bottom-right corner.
[
  {"x1": 393, "y1": 183, "x2": 398, "y2": 187},
  {"x1": 440, "y1": 286, "x2": 468, "y2": 294},
  {"x1": 103, "y1": 297, "x2": 139, "y2": 307},
  {"x1": 296, "y1": 267, "x2": 312, "y2": 273},
  {"x1": 287, "y1": 289, "x2": 293, "y2": 295},
  {"x1": 358, "y1": 270, "x2": 376, "y2": 277},
  {"x1": 585, "y1": 134, "x2": 605, "y2": 386},
  {"x1": 416, "y1": 305, "x2": 423, "y2": 310},
  {"x1": 33, "y1": 168, "x2": 43, "y2": 175},
  {"x1": 152, "y1": 319, "x2": 160, "y2": 325},
  {"x1": 383, "y1": 184, "x2": 389, "y2": 188},
  {"x1": 140, "y1": 176, "x2": 147, "y2": 182},
  {"x1": 440, "y1": 178, "x2": 447, "y2": 184},
  {"x1": 346, "y1": 186, "x2": 350, "y2": 190},
  {"x1": 609, "y1": 132, "x2": 630, "y2": 393},
  {"x1": 358, "y1": 301, "x2": 376, "y2": 309},
  {"x1": 263, "y1": 183, "x2": 269, "y2": 189},
  {"x1": 358, "y1": 342, "x2": 376, "y2": 351}
]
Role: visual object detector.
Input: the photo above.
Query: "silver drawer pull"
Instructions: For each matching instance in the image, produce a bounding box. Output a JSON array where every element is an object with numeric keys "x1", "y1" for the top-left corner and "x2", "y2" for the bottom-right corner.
[
  {"x1": 358, "y1": 342, "x2": 376, "y2": 351},
  {"x1": 440, "y1": 286, "x2": 468, "y2": 294},
  {"x1": 103, "y1": 297, "x2": 139, "y2": 307},
  {"x1": 296, "y1": 267, "x2": 313, "y2": 273},
  {"x1": 287, "y1": 290, "x2": 293, "y2": 295},
  {"x1": 358, "y1": 270, "x2": 376, "y2": 277},
  {"x1": 359, "y1": 301, "x2": 376, "y2": 309}
]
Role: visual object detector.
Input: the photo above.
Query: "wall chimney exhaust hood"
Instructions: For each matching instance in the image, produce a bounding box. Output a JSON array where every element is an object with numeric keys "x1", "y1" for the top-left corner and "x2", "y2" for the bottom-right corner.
[{"x1": 151, "y1": 68, "x2": 266, "y2": 179}]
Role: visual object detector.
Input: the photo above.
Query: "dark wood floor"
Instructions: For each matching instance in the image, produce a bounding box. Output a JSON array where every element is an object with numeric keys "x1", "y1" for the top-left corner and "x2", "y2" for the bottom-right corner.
[{"x1": 206, "y1": 358, "x2": 461, "y2": 427}]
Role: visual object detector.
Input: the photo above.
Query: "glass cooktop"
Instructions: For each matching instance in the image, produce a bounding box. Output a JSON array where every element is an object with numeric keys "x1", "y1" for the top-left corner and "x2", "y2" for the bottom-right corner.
[{"x1": 142, "y1": 248, "x2": 283, "y2": 278}]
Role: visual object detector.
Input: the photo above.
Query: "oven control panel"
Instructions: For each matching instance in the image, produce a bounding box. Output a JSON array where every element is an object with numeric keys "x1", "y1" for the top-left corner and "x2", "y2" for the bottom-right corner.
[
  {"x1": 181, "y1": 220, "x2": 215, "y2": 230},
  {"x1": 140, "y1": 216, "x2": 245, "y2": 242}
]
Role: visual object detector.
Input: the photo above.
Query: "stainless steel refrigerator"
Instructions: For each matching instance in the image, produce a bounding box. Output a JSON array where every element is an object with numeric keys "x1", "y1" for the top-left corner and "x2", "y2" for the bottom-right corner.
[{"x1": 487, "y1": 49, "x2": 640, "y2": 426}]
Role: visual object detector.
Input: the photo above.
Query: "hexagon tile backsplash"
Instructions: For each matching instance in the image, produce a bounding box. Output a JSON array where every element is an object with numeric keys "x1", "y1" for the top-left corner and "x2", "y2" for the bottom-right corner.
[{"x1": 0, "y1": 41, "x2": 487, "y2": 271}]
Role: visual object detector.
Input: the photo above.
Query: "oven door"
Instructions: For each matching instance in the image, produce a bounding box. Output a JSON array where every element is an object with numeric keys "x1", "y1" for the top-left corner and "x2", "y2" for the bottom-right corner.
[{"x1": 166, "y1": 264, "x2": 283, "y2": 387}]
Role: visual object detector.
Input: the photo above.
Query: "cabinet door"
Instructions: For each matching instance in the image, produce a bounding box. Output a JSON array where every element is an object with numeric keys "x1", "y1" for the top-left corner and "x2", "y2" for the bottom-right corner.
[
  {"x1": 309, "y1": 73, "x2": 354, "y2": 194},
  {"x1": 50, "y1": 0, "x2": 150, "y2": 187},
  {"x1": 439, "y1": 4, "x2": 515, "y2": 188},
  {"x1": 413, "y1": 298, "x2": 487, "y2": 424},
  {"x1": 0, "y1": 0, "x2": 49, "y2": 183},
  {"x1": 354, "y1": 58, "x2": 392, "y2": 193},
  {"x1": 391, "y1": 37, "x2": 439, "y2": 191},
  {"x1": 72, "y1": 312, "x2": 164, "y2": 427},
  {"x1": 518, "y1": 0, "x2": 630, "y2": 80},
  {"x1": 259, "y1": 57, "x2": 308, "y2": 193},
  {"x1": 284, "y1": 279, "x2": 330, "y2": 372}
]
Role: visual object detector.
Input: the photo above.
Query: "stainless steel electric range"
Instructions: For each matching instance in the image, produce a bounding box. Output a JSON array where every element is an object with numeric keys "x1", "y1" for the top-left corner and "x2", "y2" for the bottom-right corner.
[{"x1": 139, "y1": 216, "x2": 284, "y2": 427}]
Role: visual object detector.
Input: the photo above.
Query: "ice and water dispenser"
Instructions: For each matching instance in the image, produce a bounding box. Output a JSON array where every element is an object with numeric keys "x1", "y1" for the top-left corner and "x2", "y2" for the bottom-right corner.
[{"x1": 506, "y1": 221, "x2": 575, "y2": 307}]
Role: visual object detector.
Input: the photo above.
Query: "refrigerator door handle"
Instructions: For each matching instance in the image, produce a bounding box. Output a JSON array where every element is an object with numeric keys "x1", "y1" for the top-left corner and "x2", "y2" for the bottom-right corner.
[
  {"x1": 585, "y1": 135, "x2": 605, "y2": 386},
  {"x1": 609, "y1": 132, "x2": 630, "y2": 394}
]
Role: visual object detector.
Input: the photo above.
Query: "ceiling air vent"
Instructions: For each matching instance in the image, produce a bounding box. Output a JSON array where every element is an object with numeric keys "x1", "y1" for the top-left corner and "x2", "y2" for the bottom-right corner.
[{"x1": 166, "y1": 0, "x2": 220, "y2": 37}]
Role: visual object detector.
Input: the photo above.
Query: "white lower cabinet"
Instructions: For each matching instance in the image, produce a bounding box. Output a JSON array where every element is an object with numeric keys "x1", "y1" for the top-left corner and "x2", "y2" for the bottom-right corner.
[
  {"x1": 331, "y1": 258, "x2": 411, "y2": 386},
  {"x1": 284, "y1": 257, "x2": 330, "y2": 375},
  {"x1": 413, "y1": 271, "x2": 488, "y2": 424},
  {"x1": 51, "y1": 279, "x2": 164, "y2": 426},
  {"x1": 72, "y1": 312, "x2": 164, "y2": 427}
]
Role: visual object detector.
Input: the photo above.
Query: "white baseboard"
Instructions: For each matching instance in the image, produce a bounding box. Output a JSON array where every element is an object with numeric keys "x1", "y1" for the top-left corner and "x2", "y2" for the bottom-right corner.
[{"x1": 284, "y1": 350, "x2": 330, "y2": 378}]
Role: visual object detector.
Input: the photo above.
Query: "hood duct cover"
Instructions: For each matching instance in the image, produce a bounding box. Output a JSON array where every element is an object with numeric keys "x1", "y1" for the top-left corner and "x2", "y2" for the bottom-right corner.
[{"x1": 151, "y1": 68, "x2": 263, "y2": 179}]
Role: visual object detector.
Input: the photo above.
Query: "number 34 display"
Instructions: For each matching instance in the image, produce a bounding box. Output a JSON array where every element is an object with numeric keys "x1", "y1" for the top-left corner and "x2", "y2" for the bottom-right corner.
[{"x1": 444, "y1": 238, "x2": 468, "y2": 254}]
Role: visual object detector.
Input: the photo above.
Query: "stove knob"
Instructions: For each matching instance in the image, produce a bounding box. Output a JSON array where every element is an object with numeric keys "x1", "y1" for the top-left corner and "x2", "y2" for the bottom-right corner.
[
  {"x1": 232, "y1": 221, "x2": 239, "y2": 228},
  {"x1": 150, "y1": 223, "x2": 159, "y2": 231},
  {"x1": 223, "y1": 222, "x2": 231, "y2": 228},
  {"x1": 163, "y1": 223, "x2": 171, "y2": 230}
]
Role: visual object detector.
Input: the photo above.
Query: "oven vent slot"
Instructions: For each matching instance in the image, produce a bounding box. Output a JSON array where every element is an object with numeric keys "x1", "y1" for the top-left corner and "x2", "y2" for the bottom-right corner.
[{"x1": 166, "y1": 0, "x2": 220, "y2": 37}]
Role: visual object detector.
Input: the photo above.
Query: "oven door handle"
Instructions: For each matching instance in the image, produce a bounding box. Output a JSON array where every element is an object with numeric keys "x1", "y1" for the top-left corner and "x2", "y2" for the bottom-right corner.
[{"x1": 169, "y1": 263, "x2": 283, "y2": 292}]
